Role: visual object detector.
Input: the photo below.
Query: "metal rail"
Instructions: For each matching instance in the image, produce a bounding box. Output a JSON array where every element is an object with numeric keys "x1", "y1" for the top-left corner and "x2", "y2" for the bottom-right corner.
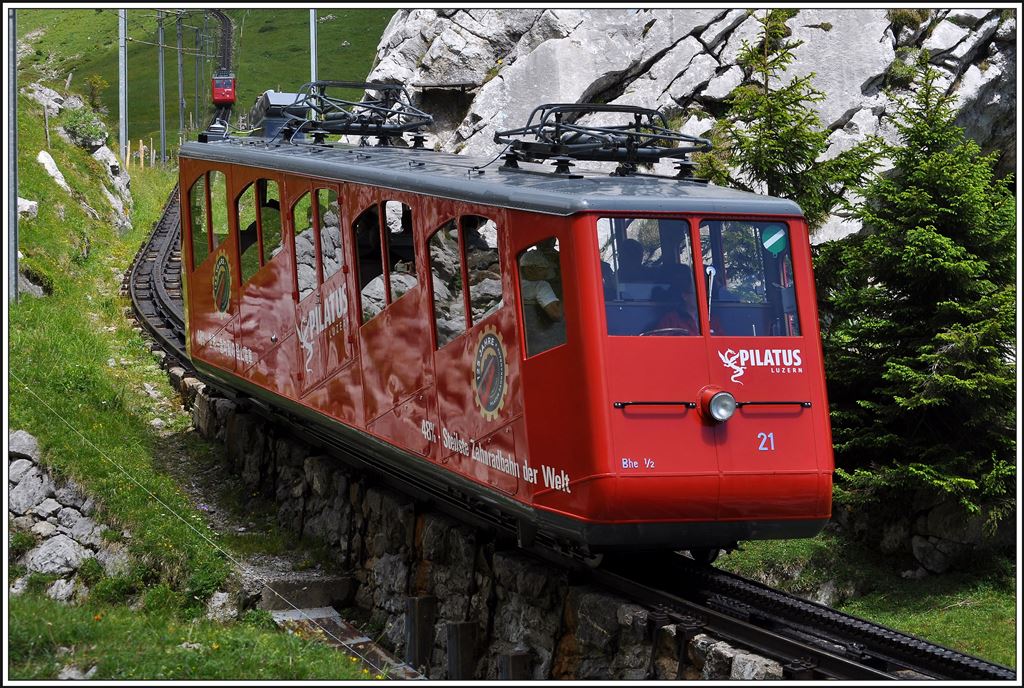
[
  {"x1": 128, "y1": 187, "x2": 1016, "y2": 684},
  {"x1": 125, "y1": 185, "x2": 188, "y2": 367}
]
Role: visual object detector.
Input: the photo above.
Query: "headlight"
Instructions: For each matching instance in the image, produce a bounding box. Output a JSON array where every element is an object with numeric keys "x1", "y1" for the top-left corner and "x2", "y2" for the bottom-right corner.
[{"x1": 709, "y1": 391, "x2": 736, "y2": 422}]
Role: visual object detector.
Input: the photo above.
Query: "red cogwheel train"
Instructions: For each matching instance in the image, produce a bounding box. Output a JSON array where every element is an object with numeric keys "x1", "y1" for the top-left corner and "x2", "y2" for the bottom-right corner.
[{"x1": 179, "y1": 95, "x2": 833, "y2": 557}]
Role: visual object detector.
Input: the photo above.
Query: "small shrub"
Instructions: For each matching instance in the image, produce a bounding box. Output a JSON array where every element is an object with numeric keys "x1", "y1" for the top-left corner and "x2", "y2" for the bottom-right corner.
[
  {"x1": 61, "y1": 106, "x2": 107, "y2": 145},
  {"x1": 26, "y1": 572, "x2": 59, "y2": 594},
  {"x1": 886, "y1": 47, "x2": 923, "y2": 89},
  {"x1": 90, "y1": 573, "x2": 140, "y2": 604},
  {"x1": 142, "y1": 583, "x2": 183, "y2": 614},
  {"x1": 77, "y1": 557, "x2": 104, "y2": 586},
  {"x1": 9, "y1": 532, "x2": 36, "y2": 560},
  {"x1": 241, "y1": 609, "x2": 277, "y2": 630},
  {"x1": 887, "y1": 8, "x2": 931, "y2": 32}
]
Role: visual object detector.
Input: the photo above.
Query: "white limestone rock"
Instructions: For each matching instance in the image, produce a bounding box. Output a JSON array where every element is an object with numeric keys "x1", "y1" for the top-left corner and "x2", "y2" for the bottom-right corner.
[
  {"x1": 31, "y1": 497, "x2": 63, "y2": 518},
  {"x1": 9, "y1": 458, "x2": 35, "y2": 484},
  {"x1": 36, "y1": 150, "x2": 72, "y2": 193},
  {"x1": 922, "y1": 20, "x2": 971, "y2": 55},
  {"x1": 947, "y1": 9, "x2": 995, "y2": 29},
  {"x1": 9, "y1": 466, "x2": 55, "y2": 515},
  {"x1": 701, "y1": 65, "x2": 743, "y2": 100},
  {"x1": 31, "y1": 521, "x2": 58, "y2": 538},
  {"x1": 47, "y1": 577, "x2": 77, "y2": 602},
  {"x1": 70, "y1": 516, "x2": 106, "y2": 548},
  {"x1": 22, "y1": 82, "x2": 65, "y2": 116},
  {"x1": 787, "y1": 10, "x2": 895, "y2": 127},
  {"x1": 23, "y1": 534, "x2": 92, "y2": 575},
  {"x1": 18, "y1": 197, "x2": 38, "y2": 219},
  {"x1": 9, "y1": 429, "x2": 41, "y2": 462}
]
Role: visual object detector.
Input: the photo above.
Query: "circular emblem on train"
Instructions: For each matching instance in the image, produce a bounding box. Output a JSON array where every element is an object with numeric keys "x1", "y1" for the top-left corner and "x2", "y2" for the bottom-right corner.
[
  {"x1": 473, "y1": 327, "x2": 508, "y2": 422},
  {"x1": 212, "y1": 254, "x2": 231, "y2": 313}
]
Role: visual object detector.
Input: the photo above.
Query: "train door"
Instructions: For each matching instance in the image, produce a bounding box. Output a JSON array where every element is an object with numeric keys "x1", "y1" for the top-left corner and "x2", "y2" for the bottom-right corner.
[
  {"x1": 697, "y1": 217, "x2": 826, "y2": 519},
  {"x1": 183, "y1": 165, "x2": 240, "y2": 373},
  {"x1": 234, "y1": 169, "x2": 298, "y2": 395},
  {"x1": 350, "y1": 188, "x2": 433, "y2": 450},
  {"x1": 288, "y1": 181, "x2": 354, "y2": 401},
  {"x1": 595, "y1": 215, "x2": 719, "y2": 520}
]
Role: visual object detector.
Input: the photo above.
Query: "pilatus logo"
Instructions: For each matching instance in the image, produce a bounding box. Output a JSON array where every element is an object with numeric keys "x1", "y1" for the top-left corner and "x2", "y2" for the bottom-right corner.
[
  {"x1": 718, "y1": 348, "x2": 804, "y2": 384},
  {"x1": 718, "y1": 349, "x2": 745, "y2": 384},
  {"x1": 212, "y1": 254, "x2": 231, "y2": 313},
  {"x1": 473, "y1": 327, "x2": 508, "y2": 422}
]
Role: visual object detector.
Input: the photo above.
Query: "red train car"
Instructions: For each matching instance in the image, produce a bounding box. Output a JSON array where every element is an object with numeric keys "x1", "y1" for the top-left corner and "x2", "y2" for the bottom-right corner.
[
  {"x1": 178, "y1": 107, "x2": 833, "y2": 557},
  {"x1": 212, "y1": 69, "x2": 236, "y2": 106}
]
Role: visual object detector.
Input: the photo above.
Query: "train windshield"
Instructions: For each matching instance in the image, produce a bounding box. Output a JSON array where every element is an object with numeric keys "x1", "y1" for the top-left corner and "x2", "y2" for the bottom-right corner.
[
  {"x1": 596, "y1": 217, "x2": 701, "y2": 337},
  {"x1": 595, "y1": 217, "x2": 800, "y2": 337},
  {"x1": 699, "y1": 219, "x2": 800, "y2": 337}
]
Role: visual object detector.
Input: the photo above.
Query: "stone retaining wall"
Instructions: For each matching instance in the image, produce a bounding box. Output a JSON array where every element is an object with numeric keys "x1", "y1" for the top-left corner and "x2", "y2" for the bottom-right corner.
[{"x1": 177, "y1": 372, "x2": 783, "y2": 680}]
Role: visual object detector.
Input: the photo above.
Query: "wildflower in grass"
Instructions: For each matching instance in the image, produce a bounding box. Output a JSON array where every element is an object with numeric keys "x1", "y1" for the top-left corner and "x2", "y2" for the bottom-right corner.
[
  {"x1": 212, "y1": 643, "x2": 220, "y2": 650},
  {"x1": 93, "y1": 613, "x2": 104, "y2": 621}
]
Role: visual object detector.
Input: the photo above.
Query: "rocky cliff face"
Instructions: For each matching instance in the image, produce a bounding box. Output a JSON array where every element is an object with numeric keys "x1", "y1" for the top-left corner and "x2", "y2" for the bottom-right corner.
[{"x1": 368, "y1": 8, "x2": 1015, "y2": 241}]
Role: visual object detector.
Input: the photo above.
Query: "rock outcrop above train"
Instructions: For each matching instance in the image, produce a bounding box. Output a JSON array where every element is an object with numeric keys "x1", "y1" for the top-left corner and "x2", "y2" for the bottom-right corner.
[{"x1": 368, "y1": 8, "x2": 1015, "y2": 241}]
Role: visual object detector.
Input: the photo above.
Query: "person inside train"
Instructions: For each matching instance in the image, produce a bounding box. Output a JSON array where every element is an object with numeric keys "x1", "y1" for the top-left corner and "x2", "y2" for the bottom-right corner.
[
  {"x1": 651, "y1": 263, "x2": 700, "y2": 335},
  {"x1": 519, "y1": 244, "x2": 566, "y2": 354},
  {"x1": 617, "y1": 238, "x2": 647, "y2": 282}
]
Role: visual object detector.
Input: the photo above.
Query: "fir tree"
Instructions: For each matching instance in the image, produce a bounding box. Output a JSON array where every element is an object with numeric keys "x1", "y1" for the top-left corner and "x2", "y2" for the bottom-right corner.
[
  {"x1": 696, "y1": 9, "x2": 880, "y2": 230},
  {"x1": 815, "y1": 55, "x2": 1016, "y2": 530}
]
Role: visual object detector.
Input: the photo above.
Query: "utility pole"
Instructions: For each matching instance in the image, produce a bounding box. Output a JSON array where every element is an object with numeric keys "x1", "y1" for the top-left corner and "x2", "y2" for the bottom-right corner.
[
  {"x1": 309, "y1": 9, "x2": 318, "y2": 83},
  {"x1": 194, "y1": 25, "x2": 201, "y2": 128},
  {"x1": 118, "y1": 9, "x2": 128, "y2": 166},
  {"x1": 157, "y1": 10, "x2": 166, "y2": 162},
  {"x1": 9, "y1": 8, "x2": 18, "y2": 303},
  {"x1": 176, "y1": 12, "x2": 185, "y2": 135}
]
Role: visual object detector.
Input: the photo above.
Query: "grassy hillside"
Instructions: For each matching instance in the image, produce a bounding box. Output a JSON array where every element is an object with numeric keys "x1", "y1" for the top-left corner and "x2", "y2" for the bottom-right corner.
[{"x1": 17, "y1": 8, "x2": 393, "y2": 152}]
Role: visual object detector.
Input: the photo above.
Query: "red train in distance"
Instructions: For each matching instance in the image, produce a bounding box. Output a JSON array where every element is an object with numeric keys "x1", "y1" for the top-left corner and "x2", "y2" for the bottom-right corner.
[
  {"x1": 211, "y1": 69, "x2": 236, "y2": 106},
  {"x1": 179, "y1": 102, "x2": 833, "y2": 560}
]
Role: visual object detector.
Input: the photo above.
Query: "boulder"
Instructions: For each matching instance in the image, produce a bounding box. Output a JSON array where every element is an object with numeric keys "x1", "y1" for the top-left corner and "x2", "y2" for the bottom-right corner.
[
  {"x1": 9, "y1": 458, "x2": 35, "y2": 484},
  {"x1": 36, "y1": 150, "x2": 72, "y2": 193},
  {"x1": 23, "y1": 534, "x2": 92, "y2": 575},
  {"x1": 206, "y1": 591, "x2": 238, "y2": 622},
  {"x1": 17, "y1": 197, "x2": 38, "y2": 219},
  {"x1": 9, "y1": 430, "x2": 41, "y2": 462},
  {"x1": 69, "y1": 515, "x2": 105, "y2": 548},
  {"x1": 9, "y1": 466, "x2": 54, "y2": 515},
  {"x1": 31, "y1": 521, "x2": 58, "y2": 538},
  {"x1": 701, "y1": 640, "x2": 740, "y2": 680},
  {"x1": 31, "y1": 497, "x2": 63, "y2": 518},
  {"x1": 731, "y1": 652, "x2": 784, "y2": 680},
  {"x1": 47, "y1": 577, "x2": 77, "y2": 602}
]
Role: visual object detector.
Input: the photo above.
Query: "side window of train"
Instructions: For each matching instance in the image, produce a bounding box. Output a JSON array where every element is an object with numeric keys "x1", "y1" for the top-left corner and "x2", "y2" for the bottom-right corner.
[
  {"x1": 518, "y1": 238, "x2": 566, "y2": 357},
  {"x1": 699, "y1": 220, "x2": 801, "y2": 337},
  {"x1": 291, "y1": 192, "x2": 318, "y2": 301},
  {"x1": 189, "y1": 174, "x2": 209, "y2": 269},
  {"x1": 352, "y1": 205, "x2": 384, "y2": 324},
  {"x1": 429, "y1": 219, "x2": 466, "y2": 348},
  {"x1": 464, "y1": 215, "x2": 502, "y2": 323},
  {"x1": 318, "y1": 189, "x2": 342, "y2": 280},
  {"x1": 384, "y1": 200, "x2": 417, "y2": 300},
  {"x1": 259, "y1": 179, "x2": 282, "y2": 265},
  {"x1": 236, "y1": 183, "x2": 259, "y2": 283},
  {"x1": 209, "y1": 170, "x2": 228, "y2": 249}
]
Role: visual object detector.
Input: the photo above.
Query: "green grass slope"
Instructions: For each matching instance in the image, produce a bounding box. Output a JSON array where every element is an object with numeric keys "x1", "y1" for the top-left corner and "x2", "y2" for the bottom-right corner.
[{"x1": 17, "y1": 8, "x2": 393, "y2": 150}]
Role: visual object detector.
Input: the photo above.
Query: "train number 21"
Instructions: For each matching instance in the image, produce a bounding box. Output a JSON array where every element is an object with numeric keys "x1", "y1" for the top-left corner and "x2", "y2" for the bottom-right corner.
[{"x1": 757, "y1": 432, "x2": 776, "y2": 451}]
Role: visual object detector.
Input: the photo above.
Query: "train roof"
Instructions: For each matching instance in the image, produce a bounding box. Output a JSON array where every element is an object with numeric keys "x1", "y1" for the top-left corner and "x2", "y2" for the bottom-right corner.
[{"x1": 179, "y1": 137, "x2": 804, "y2": 218}]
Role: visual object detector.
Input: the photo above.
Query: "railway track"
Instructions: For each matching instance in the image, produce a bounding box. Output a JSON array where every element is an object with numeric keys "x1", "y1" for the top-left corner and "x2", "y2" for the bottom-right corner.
[{"x1": 127, "y1": 188, "x2": 1016, "y2": 683}]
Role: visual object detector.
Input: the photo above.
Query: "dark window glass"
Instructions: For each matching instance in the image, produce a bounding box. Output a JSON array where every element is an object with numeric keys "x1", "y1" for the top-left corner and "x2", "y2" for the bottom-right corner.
[
  {"x1": 699, "y1": 220, "x2": 800, "y2": 336},
  {"x1": 464, "y1": 215, "x2": 502, "y2": 324},
  {"x1": 189, "y1": 175, "x2": 208, "y2": 268},
  {"x1": 596, "y1": 217, "x2": 700, "y2": 336},
  {"x1": 518, "y1": 238, "x2": 566, "y2": 356},
  {"x1": 384, "y1": 200, "x2": 416, "y2": 299},
  {"x1": 429, "y1": 220, "x2": 466, "y2": 348},
  {"x1": 291, "y1": 192, "x2": 317, "y2": 301},
  {"x1": 353, "y1": 205, "x2": 384, "y2": 323}
]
